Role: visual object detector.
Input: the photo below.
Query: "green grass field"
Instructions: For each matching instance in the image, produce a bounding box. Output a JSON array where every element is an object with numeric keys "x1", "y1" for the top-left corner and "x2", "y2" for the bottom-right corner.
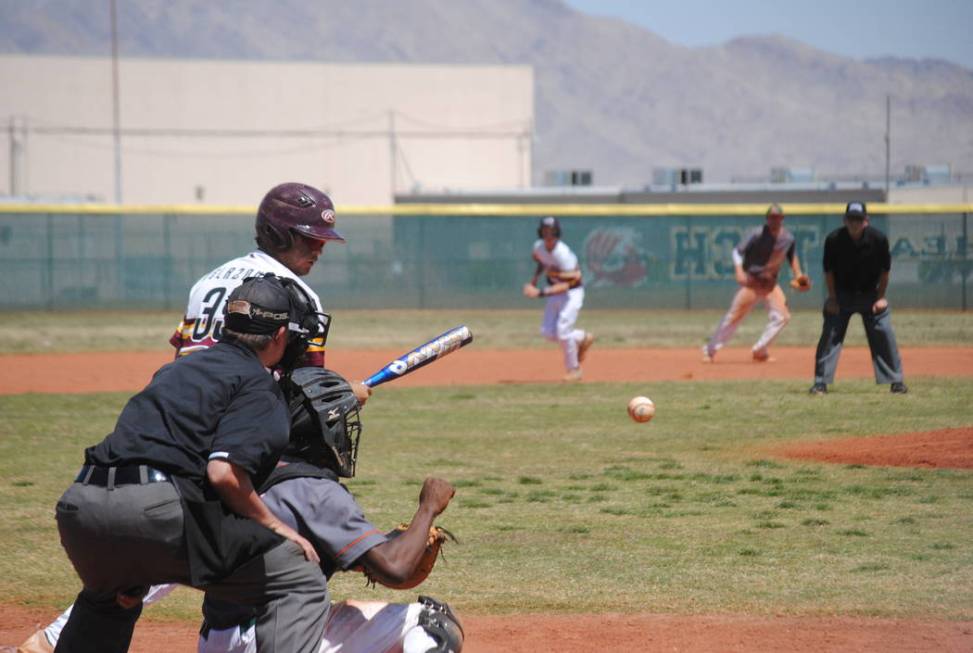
[
  {"x1": 0, "y1": 310, "x2": 970, "y2": 623},
  {"x1": 1, "y1": 308, "x2": 972, "y2": 353}
]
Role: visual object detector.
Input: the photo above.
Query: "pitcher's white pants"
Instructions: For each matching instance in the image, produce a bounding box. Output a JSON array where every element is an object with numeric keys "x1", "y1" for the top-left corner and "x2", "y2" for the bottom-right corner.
[
  {"x1": 540, "y1": 287, "x2": 586, "y2": 371},
  {"x1": 706, "y1": 284, "x2": 790, "y2": 355}
]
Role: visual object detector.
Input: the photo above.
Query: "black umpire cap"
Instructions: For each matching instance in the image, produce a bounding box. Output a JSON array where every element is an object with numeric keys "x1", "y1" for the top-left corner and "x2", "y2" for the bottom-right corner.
[
  {"x1": 845, "y1": 202, "x2": 867, "y2": 220},
  {"x1": 224, "y1": 274, "x2": 293, "y2": 335}
]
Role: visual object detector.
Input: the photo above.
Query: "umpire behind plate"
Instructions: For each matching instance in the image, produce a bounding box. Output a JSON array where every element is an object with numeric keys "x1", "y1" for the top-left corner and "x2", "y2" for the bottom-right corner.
[{"x1": 53, "y1": 274, "x2": 331, "y2": 653}]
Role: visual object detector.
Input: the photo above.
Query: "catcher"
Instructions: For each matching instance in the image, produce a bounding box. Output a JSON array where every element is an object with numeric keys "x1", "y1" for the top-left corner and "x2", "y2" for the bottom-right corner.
[
  {"x1": 19, "y1": 369, "x2": 462, "y2": 653},
  {"x1": 702, "y1": 203, "x2": 810, "y2": 363}
]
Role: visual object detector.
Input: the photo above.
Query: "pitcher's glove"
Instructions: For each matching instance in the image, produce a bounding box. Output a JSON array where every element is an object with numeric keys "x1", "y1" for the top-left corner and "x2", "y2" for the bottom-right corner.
[
  {"x1": 789, "y1": 274, "x2": 812, "y2": 292},
  {"x1": 356, "y1": 524, "x2": 457, "y2": 590}
]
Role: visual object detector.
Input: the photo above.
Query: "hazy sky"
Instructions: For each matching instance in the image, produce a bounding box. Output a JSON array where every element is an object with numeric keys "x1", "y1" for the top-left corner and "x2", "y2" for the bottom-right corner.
[{"x1": 564, "y1": 0, "x2": 973, "y2": 69}]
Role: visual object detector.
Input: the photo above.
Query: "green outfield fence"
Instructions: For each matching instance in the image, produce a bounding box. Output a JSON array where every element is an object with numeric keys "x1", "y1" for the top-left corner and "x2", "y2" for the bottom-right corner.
[{"x1": 0, "y1": 203, "x2": 969, "y2": 311}]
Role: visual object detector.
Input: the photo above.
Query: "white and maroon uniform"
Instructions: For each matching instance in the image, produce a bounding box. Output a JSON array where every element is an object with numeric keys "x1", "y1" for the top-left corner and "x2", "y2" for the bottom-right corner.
[
  {"x1": 170, "y1": 249, "x2": 327, "y2": 366},
  {"x1": 532, "y1": 238, "x2": 587, "y2": 372}
]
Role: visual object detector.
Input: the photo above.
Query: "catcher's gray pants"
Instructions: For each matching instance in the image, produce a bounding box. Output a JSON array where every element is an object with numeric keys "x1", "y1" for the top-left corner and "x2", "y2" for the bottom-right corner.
[
  {"x1": 813, "y1": 292, "x2": 904, "y2": 385},
  {"x1": 55, "y1": 476, "x2": 328, "y2": 653}
]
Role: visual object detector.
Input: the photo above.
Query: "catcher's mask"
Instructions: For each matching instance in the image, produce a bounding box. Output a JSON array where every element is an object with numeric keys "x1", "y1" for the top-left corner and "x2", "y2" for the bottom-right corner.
[
  {"x1": 278, "y1": 278, "x2": 330, "y2": 373},
  {"x1": 283, "y1": 368, "x2": 362, "y2": 478}
]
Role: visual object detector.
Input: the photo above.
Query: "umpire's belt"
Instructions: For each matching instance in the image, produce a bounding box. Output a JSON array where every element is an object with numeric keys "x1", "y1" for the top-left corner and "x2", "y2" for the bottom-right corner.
[{"x1": 76, "y1": 464, "x2": 171, "y2": 488}]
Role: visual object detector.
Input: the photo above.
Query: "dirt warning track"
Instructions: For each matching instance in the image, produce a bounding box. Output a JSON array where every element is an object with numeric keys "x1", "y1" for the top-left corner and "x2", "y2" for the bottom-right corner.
[{"x1": 2, "y1": 346, "x2": 971, "y2": 395}]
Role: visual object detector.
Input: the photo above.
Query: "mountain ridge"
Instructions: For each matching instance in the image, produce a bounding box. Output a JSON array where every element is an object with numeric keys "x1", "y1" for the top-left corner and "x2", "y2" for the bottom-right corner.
[{"x1": 1, "y1": 0, "x2": 969, "y2": 185}]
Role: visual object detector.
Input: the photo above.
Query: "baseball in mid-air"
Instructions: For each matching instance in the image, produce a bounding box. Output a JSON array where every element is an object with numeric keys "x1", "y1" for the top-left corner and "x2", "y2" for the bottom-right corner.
[{"x1": 627, "y1": 396, "x2": 655, "y2": 423}]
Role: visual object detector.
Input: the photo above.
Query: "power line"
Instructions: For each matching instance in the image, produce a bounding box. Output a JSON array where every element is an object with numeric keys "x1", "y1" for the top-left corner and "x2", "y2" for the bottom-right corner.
[{"x1": 25, "y1": 124, "x2": 529, "y2": 139}]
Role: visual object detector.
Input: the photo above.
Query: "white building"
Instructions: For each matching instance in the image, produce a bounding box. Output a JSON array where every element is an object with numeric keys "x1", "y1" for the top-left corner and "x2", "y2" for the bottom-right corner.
[{"x1": 0, "y1": 55, "x2": 533, "y2": 205}]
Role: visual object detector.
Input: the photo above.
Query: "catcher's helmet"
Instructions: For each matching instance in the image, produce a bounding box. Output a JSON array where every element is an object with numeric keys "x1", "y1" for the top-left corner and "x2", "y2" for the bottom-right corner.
[
  {"x1": 283, "y1": 368, "x2": 362, "y2": 478},
  {"x1": 255, "y1": 182, "x2": 345, "y2": 252},
  {"x1": 537, "y1": 215, "x2": 561, "y2": 238}
]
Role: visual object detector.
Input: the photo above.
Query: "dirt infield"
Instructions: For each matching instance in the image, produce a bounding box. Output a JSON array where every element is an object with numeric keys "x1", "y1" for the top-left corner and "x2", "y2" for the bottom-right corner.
[
  {"x1": 1, "y1": 603, "x2": 971, "y2": 653},
  {"x1": 2, "y1": 346, "x2": 972, "y2": 394},
  {"x1": 776, "y1": 427, "x2": 973, "y2": 469},
  {"x1": 3, "y1": 346, "x2": 971, "y2": 651}
]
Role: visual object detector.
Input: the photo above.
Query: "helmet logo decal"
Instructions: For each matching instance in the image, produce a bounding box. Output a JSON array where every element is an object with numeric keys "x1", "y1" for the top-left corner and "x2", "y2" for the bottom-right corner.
[
  {"x1": 328, "y1": 407, "x2": 340, "y2": 419},
  {"x1": 296, "y1": 192, "x2": 315, "y2": 208},
  {"x1": 321, "y1": 209, "x2": 336, "y2": 225}
]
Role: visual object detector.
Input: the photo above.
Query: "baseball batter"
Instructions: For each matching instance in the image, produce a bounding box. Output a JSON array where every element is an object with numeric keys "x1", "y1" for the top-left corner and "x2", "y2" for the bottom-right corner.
[
  {"x1": 702, "y1": 204, "x2": 805, "y2": 363},
  {"x1": 170, "y1": 182, "x2": 369, "y2": 405},
  {"x1": 522, "y1": 216, "x2": 595, "y2": 381},
  {"x1": 172, "y1": 182, "x2": 338, "y2": 365}
]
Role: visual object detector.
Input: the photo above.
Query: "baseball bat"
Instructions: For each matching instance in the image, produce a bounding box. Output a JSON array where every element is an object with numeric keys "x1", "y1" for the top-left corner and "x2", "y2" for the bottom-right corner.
[{"x1": 362, "y1": 325, "x2": 473, "y2": 388}]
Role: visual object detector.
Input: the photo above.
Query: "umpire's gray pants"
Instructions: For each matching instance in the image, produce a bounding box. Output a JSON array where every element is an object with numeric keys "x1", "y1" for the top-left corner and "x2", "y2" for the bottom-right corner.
[
  {"x1": 55, "y1": 479, "x2": 328, "y2": 653},
  {"x1": 813, "y1": 292, "x2": 904, "y2": 385}
]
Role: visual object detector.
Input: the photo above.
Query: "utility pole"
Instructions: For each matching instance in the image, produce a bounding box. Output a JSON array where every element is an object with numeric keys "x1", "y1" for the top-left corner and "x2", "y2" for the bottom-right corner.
[
  {"x1": 388, "y1": 110, "x2": 397, "y2": 201},
  {"x1": 8, "y1": 117, "x2": 16, "y2": 196},
  {"x1": 8, "y1": 116, "x2": 26, "y2": 196},
  {"x1": 884, "y1": 94, "x2": 891, "y2": 199},
  {"x1": 110, "y1": 0, "x2": 123, "y2": 204}
]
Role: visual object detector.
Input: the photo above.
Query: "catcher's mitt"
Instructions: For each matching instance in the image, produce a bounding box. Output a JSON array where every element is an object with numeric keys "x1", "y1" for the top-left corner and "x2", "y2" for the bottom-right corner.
[
  {"x1": 358, "y1": 524, "x2": 457, "y2": 590},
  {"x1": 789, "y1": 274, "x2": 812, "y2": 292}
]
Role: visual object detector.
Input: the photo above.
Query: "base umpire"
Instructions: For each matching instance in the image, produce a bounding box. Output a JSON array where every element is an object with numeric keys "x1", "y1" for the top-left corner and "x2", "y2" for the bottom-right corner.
[{"x1": 810, "y1": 202, "x2": 907, "y2": 394}]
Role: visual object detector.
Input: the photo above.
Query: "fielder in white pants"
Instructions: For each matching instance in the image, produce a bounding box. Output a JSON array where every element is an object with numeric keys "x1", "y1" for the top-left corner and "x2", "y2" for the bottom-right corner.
[
  {"x1": 703, "y1": 204, "x2": 804, "y2": 362},
  {"x1": 523, "y1": 216, "x2": 594, "y2": 381}
]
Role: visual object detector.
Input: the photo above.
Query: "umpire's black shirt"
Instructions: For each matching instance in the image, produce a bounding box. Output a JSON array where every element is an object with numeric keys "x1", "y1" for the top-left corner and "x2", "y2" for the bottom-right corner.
[
  {"x1": 84, "y1": 339, "x2": 290, "y2": 583},
  {"x1": 822, "y1": 225, "x2": 891, "y2": 294},
  {"x1": 85, "y1": 339, "x2": 288, "y2": 502}
]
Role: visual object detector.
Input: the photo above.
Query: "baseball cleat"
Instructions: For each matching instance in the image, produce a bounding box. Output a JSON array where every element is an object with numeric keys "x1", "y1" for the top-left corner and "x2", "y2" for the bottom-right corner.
[
  {"x1": 700, "y1": 345, "x2": 715, "y2": 363},
  {"x1": 563, "y1": 368, "x2": 583, "y2": 382},
  {"x1": 752, "y1": 349, "x2": 774, "y2": 363},
  {"x1": 808, "y1": 383, "x2": 827, "y2": 395},
  {"x1": 578, "y1": 332, "x2": 595, "y2": 363},
  {"x1": 890, "y1": 382, "x2": 908, "y2": 394}
]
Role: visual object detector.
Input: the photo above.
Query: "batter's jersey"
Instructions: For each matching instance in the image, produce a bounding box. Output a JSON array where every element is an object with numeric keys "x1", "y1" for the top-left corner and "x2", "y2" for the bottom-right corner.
[
  {"x1": 736, "y1": 226, "x2": 795, "y2": 282},
  {"x1": 170, "y1": 249, "x2": 327, "y2": 366},
  {"x1": 532, "y1": 239, "x2": 583, "y2": 288}
]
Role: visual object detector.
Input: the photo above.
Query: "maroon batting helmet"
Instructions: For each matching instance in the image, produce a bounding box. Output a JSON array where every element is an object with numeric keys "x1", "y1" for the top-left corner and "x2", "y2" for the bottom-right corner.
[{"x1": 255, "y1": 182, "x2": 345, "y2": 252}]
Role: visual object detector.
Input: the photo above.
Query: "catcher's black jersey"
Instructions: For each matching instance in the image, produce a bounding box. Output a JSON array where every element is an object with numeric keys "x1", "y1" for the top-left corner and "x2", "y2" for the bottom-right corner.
[{"x1": 84, "y1": 340, "x2": 289, "y2": 500}]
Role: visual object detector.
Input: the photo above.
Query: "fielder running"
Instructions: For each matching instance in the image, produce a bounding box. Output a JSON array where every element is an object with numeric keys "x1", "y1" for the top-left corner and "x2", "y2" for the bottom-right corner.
[
  {"x1": 702, "y1": 204, "x2": 807, "y2": 363},
  {"x1": 522, "y1": 216, "x2": 595, "y2": 381}
]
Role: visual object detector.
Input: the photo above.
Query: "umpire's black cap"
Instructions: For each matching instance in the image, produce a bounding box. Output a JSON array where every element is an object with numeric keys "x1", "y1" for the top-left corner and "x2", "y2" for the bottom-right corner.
[
  {"x1": 844, "y1": 202, "x2": 867, "y2": 220},
  {"x1": 224, "y1": 274, "x2": 293, "y2": 335}
]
